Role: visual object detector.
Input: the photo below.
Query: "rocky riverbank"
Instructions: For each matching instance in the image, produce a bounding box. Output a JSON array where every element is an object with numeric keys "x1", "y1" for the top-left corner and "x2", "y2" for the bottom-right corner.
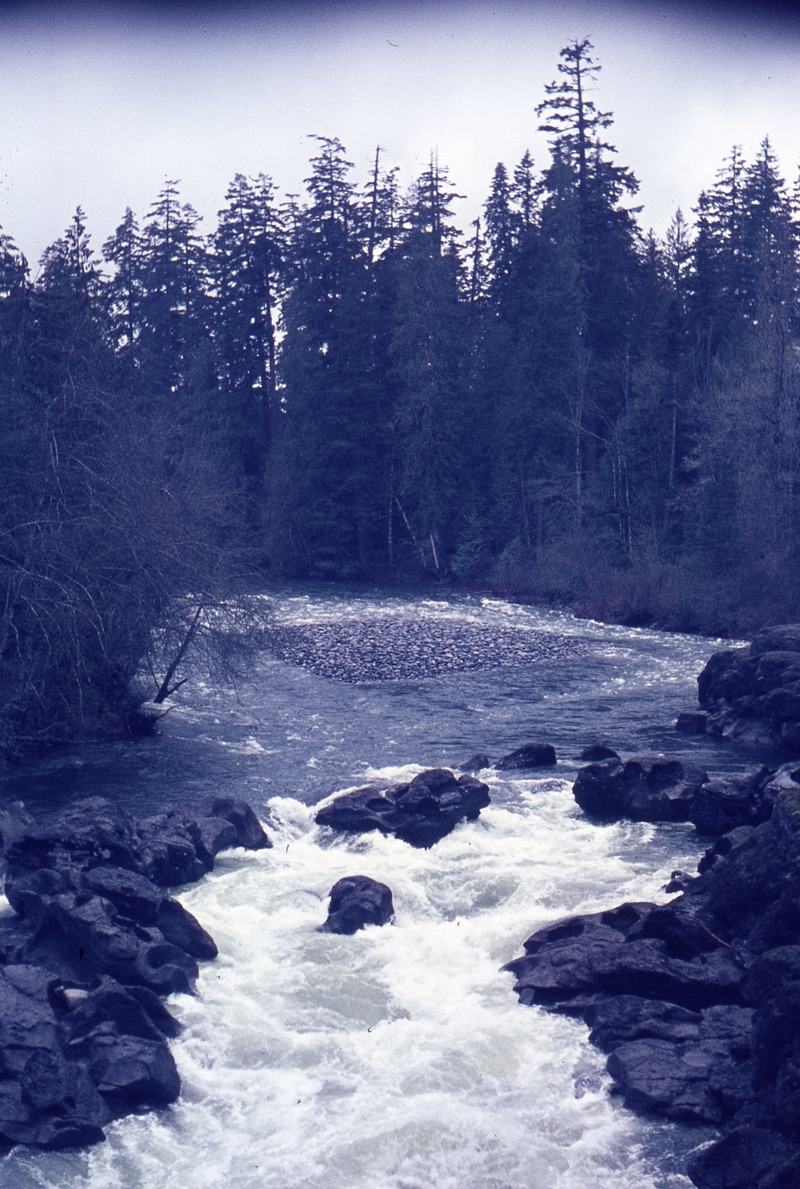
[
  {"x1": 0, "y1": 794, "x2": 269, "y2": 1149},
  {"x1": 678, "y1": 625, "x2": 800, "y2": 753},
  {"x1": 504, "y1": 748, "x2": 800, "y2": 1189}
]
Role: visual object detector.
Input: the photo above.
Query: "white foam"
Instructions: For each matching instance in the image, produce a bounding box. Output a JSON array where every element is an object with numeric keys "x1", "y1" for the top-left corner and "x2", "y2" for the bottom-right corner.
[{"x1": 43, "y1": 783, "x2": 703, "y2": 1189}]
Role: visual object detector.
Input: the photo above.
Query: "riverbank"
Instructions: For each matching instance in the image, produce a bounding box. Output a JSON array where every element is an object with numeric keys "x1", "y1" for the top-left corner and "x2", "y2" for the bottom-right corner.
[{"x1": 478, "y1": 550, "x2": 800, "y2": 640}]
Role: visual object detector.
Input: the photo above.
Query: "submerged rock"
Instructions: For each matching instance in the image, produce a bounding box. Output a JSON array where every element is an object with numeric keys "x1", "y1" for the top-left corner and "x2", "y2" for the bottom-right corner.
[
  {"x1": 315, "y1": 768, "x2": 491, "y2": 848},
  {"x1": 0, "y1": 793, "x2": 269, "y2": 1151},
  {"x1": 319, "y1": 876, "x2": 394, "y2": 935},
  {"x1": 459, "y1": 753, "x2": 489, "y2": 773},
  {"x1": 495, "y1": 743, "x2": 557, "y2": 770}
]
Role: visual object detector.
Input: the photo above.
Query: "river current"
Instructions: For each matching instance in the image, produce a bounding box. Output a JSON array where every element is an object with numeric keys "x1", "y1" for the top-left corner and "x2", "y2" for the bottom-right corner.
[{"x1": 0, "y1": 587, "x2": 773, "y2": 1189}]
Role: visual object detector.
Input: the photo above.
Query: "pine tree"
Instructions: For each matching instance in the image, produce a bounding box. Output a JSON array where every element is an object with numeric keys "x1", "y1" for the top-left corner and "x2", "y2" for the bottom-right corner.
[
  {"x1": 210, "y1": 173, "x2": 285, "y2": 514},
  {"x1": 275, "y1": 137, "x2": 391, "y2": 576}
]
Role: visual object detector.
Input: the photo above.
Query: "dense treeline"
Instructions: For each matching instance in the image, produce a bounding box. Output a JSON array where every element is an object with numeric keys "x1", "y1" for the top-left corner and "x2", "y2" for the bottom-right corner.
[{"x1": 1, "y1": 37, "x2": 799, "y2": 747}]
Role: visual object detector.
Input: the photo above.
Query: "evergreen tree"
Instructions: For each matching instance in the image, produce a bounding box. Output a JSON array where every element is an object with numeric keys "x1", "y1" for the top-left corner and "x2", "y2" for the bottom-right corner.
[
  {"x1": 210, "y1": 173, "x2": 285, "y2": 515},
  {"x1": 275, "y1": 137, "x2": 390, "y2": 576}
]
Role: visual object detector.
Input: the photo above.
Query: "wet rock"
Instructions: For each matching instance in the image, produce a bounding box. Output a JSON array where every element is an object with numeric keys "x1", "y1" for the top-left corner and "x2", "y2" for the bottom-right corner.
[
  {"x1": 315, "y1": 768, "x2": 491, "y2": 848},
  {"x1": 698, "y1": 827, "x2": 756, "y2": 875},
  {"x1": 572, "y1": 755, "x2": 707, "y2": 823},
  {"x1": 319, "y1": 876, "x2": 394, "y2": 935},
  {"x1": 691, "y1": 768, "x2": 775, "y2": 836},
  {"x1": 688, "y1": 1127, "x2": 798, "y2": 1189},
  {"x1": 582, "y1": 995, "x2": 701, "y2": 1052},
  {"x1": 502, "y1": 904, "x2": 652, "y2": 1007},
  {"x1": 0, "y1": 793, "x2": 264, "y2": 1151},
  {"x1": 0, "y1": 965, "x2": 109, "y2": 1149},
  {"x1": 705, "y1": 787, "x2": 800, "y2": 935},
  {"x1": 134, "y1": 817, "x2": 211, "y2": 887},
  {"x1": 606, "y1": 1036, "x2": 728, "y2": 1122},
  {"x1": 175, "y1": 796, "x2": 272, "y2": 852},
  {"x1": 508, "y1": 779, "x2": 800, "y2": 1183},
  {"x1": 687, "y1": 629, "x2": 800, "y2": 755},
  {"x1": 676, "y1": 711, "x2": 709, "y2": 735},
  {"x1": 88, "y1": 1034, "x2": 180, "y2": 1108},
  {"x1": 4, "y1": 798, "x2": 140, "y2": 879},
  {"x1": 81, "y1": 867, "x2": 163, "y2": 925},
  {"x1": 589, "y1": 941, "x2": 744, "y2": 1011},
  {"x1": 459, "y1": 753, "x2": 489, "y2": 772},
  {"x1": 578, "y1": 744, "x2": 620, "y2": 762},
  {"x1": 155, "y1": 898, "x2": 218, "y2": 961},
  {"x1": 495, "y1": 743, "x2": 556, "y2": 770}
]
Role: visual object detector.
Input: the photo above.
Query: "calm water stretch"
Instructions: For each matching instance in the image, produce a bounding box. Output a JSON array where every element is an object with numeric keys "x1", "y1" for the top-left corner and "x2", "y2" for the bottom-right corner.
[{"x1": 0, "y1": 587, "x2": 774, "y2": 1189}]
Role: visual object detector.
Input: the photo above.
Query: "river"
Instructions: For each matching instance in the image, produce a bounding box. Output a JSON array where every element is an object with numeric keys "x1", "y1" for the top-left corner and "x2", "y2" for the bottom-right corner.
[{"x1": 0, "y1": 586, "x2": 773, "y2": 1189}]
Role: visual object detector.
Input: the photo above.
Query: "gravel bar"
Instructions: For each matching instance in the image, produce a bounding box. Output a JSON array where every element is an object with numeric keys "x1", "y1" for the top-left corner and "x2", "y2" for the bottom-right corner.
[{"x1": 263, "y1": 618, "x2": 585, "y2": 682}]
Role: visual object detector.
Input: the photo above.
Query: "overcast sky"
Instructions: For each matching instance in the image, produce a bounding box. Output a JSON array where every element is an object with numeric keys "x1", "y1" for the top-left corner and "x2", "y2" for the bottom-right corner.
[{"x1": 1, "y1": 0, "x2": 799, "y2": 269}]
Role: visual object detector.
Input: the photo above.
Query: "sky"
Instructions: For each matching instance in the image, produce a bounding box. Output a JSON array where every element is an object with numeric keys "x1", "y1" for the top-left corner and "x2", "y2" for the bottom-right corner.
[{"x1": 0, "y1": 0, "x2": 799, "y2": 269}]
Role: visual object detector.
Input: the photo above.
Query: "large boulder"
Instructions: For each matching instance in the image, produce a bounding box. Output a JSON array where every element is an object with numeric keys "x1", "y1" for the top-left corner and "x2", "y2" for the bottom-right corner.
[
  {"x1": 319, "y1": 876, "x2": 394, "y2": 935},
  {"x1": 572, "y1": 755, "x2": 708, "y2": 823},
  {"x1": 687, "y1": 628, "x2": 800, "y2": 754},
  {"x1": 315, "y1": 769, "x2": 491, "y2": 848}
]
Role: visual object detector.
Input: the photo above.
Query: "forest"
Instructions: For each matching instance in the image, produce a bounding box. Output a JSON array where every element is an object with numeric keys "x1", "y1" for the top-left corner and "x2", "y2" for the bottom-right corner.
[{"x1": 1, "y1": 38, "x2": 799, "y2": 751}]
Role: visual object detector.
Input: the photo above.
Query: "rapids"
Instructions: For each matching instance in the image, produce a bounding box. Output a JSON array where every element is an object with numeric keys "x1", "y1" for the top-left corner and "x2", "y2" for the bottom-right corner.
[{"x1": 0, "y1": 587, "x2": 775, "y2": 1189}]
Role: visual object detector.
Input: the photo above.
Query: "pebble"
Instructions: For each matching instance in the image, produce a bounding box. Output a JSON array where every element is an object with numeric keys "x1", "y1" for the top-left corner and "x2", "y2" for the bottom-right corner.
[{"x1": 264, "y1": 618, "x2": 584, "y2": 682}]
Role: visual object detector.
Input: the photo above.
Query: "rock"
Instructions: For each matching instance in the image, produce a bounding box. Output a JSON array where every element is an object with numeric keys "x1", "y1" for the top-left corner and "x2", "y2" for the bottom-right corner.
[
  {"x1": 698, "y1": 827, "x2": 756, "y2": 875},
  {"x1": 459, "y1": 753, "x2": 489, "y2": 772},
  {"x1": 319, "y1": 876, "x2": 394, "y2": 935},
  {"x1": 495, "y1": 743, "x2": 556, "y2": 770},
  {"x1": 572, "y1": 755, "x2": 708, "y2": 822},
  {"x1": 133, "y1": 817, "x2": 211, "y2": 887},
  {"x1": 691, "y1": 768, "x2": 775, "y2": 836},
  {"x1": 88, "y1": 1034, "x2": 180, "y2": 1108},
  {"x1": 579, "y1": 744, "x2": 620, "y2": 762},
  {"x1": 688, "y1": 630, "x2": 800, "y2": 755},
  {"x1": 741, "y1": 948, "x2": 800, "y2": 1009},
  {"x1": 751, "y1": 627, "x2": 800, "y2": 657},
  {"x1": 688, "y1": 1127, "x2": 798, "y2": 1189},
  {"x1": 81, "y1": 866, "x2": 163, "y2": 925},
  {"x1": 0, "y1": 792, "x2": 268, "y2": 1151},
  {"x1": 155, "y1": 898, "x2": 218, "y2": 960},
  {"x1": 582, "y1": 995, "x2": 701, "y2": 1052},
  {"x1": 179, "y1": 796, "x2": 272, "y2": 851},
  {"x1": 589, "y1": 941, "x2": 744, "y2": 1011},
  {"x1": 59, "y1": 977, "x2": 168, "y2": 1048},
  {"x1": 3, "y1": 798, "x2": 140, "y2": 879},
  {"x1": 706, "y1": 787, "x2": 800, "y2": 934},
  {"x1": 315, "y1": 768, "x2": 491, "y2": 848},
  {"x1": 606, "y1": 1036, "x2": 726, "y2": 1122},
  {"x1": 676, "y1": 711, "x2": 709, "y2": 735},
  {"x1": 503, "y1": 904, "x2": 653, "y2": 1007},
  {"x1": 0, "y1": 965, "x2": 110, "y2": 1148},
  {"x1": 0, "y1": 802, "x2": 35, "y2": 850}
]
